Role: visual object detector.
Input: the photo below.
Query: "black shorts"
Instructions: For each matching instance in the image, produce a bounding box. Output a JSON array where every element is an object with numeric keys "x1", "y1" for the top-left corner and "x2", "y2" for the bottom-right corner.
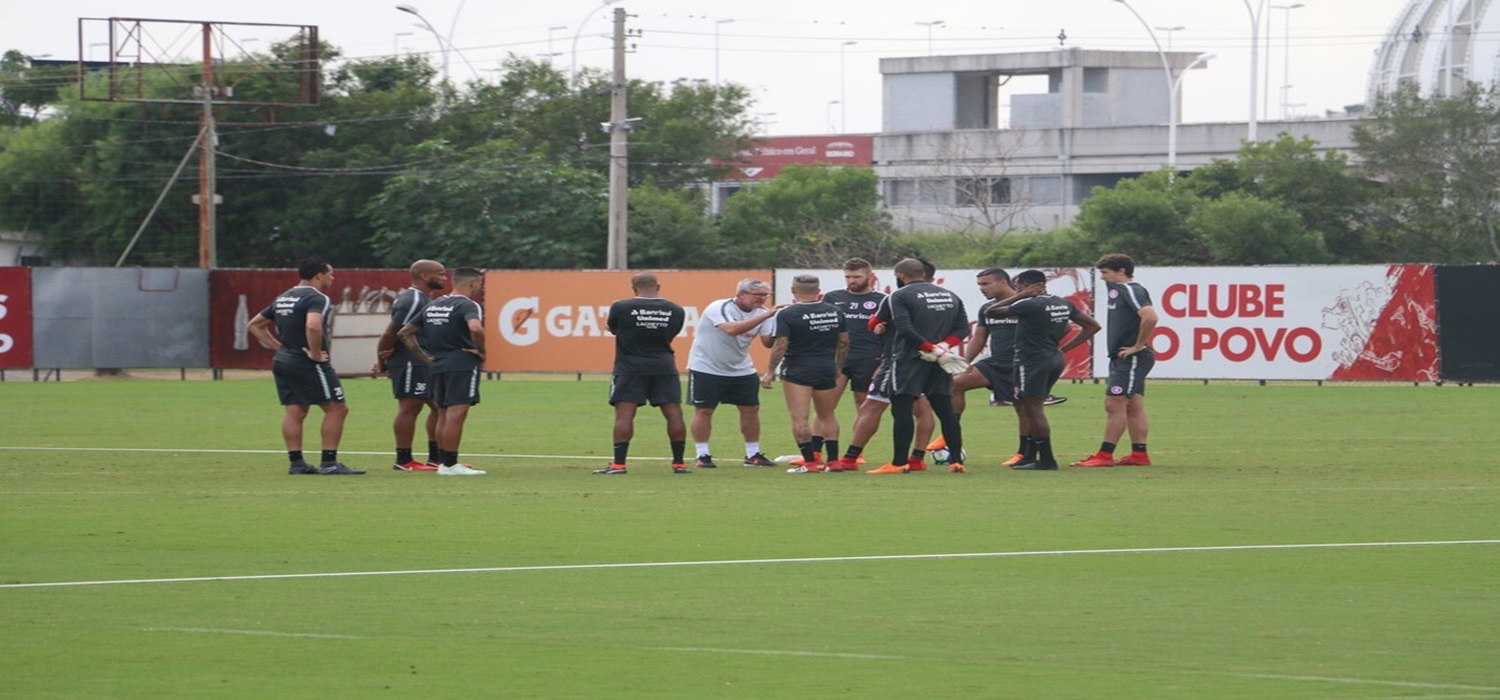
[
  {"x1": 610, "y1": 373, "x2": 682, "y2": 406},
  {"x1": 780, "y1": 361, "x2": 837, "y2": 390},
  {"x1": 431, "y1": 367, "x2": 481, "y2": 408},
  {"x1": 841, "y1": 356, "x2": 880, "y2": 394},
  {"x1": 889, "y1": 354, "x2": 953, "y2": 398},
  {"x1": 687, "y1": 371, "x2": 760, "y2": 408},
  {"x1": 974, "y1": 357, "x2": 1017, "y2": 404},
  {"x1": 1106, "y1": 351, "x2": 1155, "y2": 398},
  {"x1": 273, "y1": 355, "x2": 345, "y2": 406},
  {"x1": 387, "y1": 356, "x2": 431, "y2": 400},
  {"x1": 1015, "y1": 353, "x2": 1064, "y2": 400}
]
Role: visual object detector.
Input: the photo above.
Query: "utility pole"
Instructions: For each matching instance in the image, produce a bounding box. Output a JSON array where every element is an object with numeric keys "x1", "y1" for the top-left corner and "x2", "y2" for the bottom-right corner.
[
  {"x1": 197, "y1": 23, "x2": 218, "y2": 268},
  {"x1": 606, "y1": 7, "x2": 629, "y2": 270}
]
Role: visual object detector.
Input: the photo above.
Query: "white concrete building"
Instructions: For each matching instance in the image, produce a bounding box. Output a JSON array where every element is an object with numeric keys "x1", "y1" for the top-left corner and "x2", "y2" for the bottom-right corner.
[{"x1": 875, "y1": 48, "x2": 1364, "y2": 233}]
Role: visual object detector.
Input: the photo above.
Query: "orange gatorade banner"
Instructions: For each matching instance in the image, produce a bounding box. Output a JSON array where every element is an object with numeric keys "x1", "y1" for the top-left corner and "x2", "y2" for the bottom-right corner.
[{"x1": 483, "y1": 270, "x2": 775, "y2": 373}]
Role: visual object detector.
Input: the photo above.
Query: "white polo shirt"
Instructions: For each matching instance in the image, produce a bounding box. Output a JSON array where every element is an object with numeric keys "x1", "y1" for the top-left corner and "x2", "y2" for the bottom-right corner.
[{"x1": 686, "y1": 297, "x2": 776, "y2": 377}]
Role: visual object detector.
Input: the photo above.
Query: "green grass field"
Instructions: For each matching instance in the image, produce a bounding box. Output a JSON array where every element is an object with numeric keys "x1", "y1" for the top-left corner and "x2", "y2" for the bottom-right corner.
[{"x1": 1, "y1": 376, "x2": 1496, "y2": 698}]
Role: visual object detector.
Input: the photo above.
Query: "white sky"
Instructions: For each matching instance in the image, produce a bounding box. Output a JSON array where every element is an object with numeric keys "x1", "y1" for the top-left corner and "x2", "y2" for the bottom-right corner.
[{"x1": 7, "y1": 0, "x2": 1411, "y2": 135}]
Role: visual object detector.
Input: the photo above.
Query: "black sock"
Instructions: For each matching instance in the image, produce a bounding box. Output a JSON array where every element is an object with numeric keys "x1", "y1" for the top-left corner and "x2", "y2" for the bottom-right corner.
[
  {"x1": 1036, "y1": 438, "x2": 1055, "y2": 465},
  {"x1": 1021, "y1": 437, "x2": 1036, "y2": 460},
  {"x1": 1132, "y1": 443, "x2": 1148, "y2": 453},
  {"x1": 798, "y1": 441, "x2": 816, "y2": 462},
  {"x1": 1016, "y1": 436, "x2": 1027, "y2": 455},
  {"x1": 613, "y1": 442, "x2": 629, "y2": 465},
  {"x1": 427, "y1": 441, "x2": 441, "y2": 464},
  {"x1": 890, "y1": 395, "x2": 916, "y2": 465},
  {"x1": 288, "y1": 450, "x2": 304, "y2": 464},
  {"x1": 670, "y1": 440, "x2": 686, "y2": 463},
  {"x1": 810, "y1": 435, "x2": 825, "y2": 455},
  {"x1": 442, "y1": 450, "x2": 458, "y2": 466},
  {"x1": 1100, "y1": 442, "x2": 1117, "y2": 455},
  {"x1": 824, "y1": 440, "x2": 839, "y2": 462},
  {"x1": 911, "y1": 449, "x2": 926, "y2": 459},
  {"x1": 845, "y1": 444, "x2": 864, "y2": 460},
  {"x1": 396, "y1": 448, "x2": 413, "y2": 464},
  {"x1": 320, "y1": 449, "x2": 337, "y2": 465}
]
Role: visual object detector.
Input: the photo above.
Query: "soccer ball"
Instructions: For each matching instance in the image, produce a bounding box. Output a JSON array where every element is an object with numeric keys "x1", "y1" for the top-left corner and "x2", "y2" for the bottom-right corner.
[{"x1": 931, "y1": 447, "x2": 966, "y2": 465}]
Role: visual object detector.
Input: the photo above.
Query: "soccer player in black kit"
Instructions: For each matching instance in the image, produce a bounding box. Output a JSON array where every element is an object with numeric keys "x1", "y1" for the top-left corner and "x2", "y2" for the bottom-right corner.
[
  {"x1": 985, "y1": 269, "x2": 1100, "y2": 471},
  {"x1": 595, "y1": 272, "x2": 689, "y2": 475},
  {"x1": 1071, "y1": 253, "x2": 1158, "y2": 467},
  {"x1": 399, "y1": 267, "x2": 487, "y2": 476},
  {"x1": 821, "y1": 258, "x2": 885, "y2": 408},
  {"x1": 247, "y1": 258, "x2": 365, "y2": 475},
  {"x1": 373, "y1": 258, "x2": 448, "y2": 471},
  {"x1": 868, "y1": 257, "x2": 971, "y2": 474},
  {"x1": 761, "y1": 274, "x2": 847, "y2": 473}
]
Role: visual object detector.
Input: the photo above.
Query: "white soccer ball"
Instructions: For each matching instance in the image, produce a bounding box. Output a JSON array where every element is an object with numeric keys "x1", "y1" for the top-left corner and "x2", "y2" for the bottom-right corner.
[{"x1": 931, "y1": 447, "x2": 966, "y2": 465}]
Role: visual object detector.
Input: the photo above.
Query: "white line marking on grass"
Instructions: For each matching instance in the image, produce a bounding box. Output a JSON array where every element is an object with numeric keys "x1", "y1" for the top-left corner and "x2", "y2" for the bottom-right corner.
[
  {"x1": 1230, "y1": 673, "x2": 1500, "y2": 692},
  {"x1": 1, "y1": 539, "x2": 1495, "y2": 590},
  {"x1": 652, "y1": 647, "x2": 905, "y2": 660},
  {"x1": 142, "y1": 627, "x2": 360, "y2": 639}
]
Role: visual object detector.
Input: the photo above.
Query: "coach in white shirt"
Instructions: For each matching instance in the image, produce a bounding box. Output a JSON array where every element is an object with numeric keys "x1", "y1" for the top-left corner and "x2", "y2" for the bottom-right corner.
[{"x1": 686, "y1": 279, "x2": 781, "y2": 469}]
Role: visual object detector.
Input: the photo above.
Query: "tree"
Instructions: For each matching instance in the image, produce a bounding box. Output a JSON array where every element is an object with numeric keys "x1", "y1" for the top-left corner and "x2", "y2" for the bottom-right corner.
[
  {"x1": 1070, "y1": 171, "x2": 1207, "y2": 264},
  {"x1": 365, "y1": 141, "x2": 607, "y2": 269},
  {"x1": 1184, "y1": 134, "x2": 1376, "y2": 262},
  {"x1": 0, "y1": 50, "x2": 66, "y2": 125},
  {"x1": 714, "y1": 165, "x2": 906, "y2": 267},
  {"x1": 1190, "y1": 193, "x2": 1330, "y2": 264},
  {"x1": 625, "y1": 184, "x2": 721, "y2": 269},
  {"x1": 1355, "y1": 82, "x2": 1500, "y2": 262}
]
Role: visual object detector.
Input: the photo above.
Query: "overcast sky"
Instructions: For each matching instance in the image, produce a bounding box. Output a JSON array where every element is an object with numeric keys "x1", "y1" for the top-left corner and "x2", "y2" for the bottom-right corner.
[{"x1": 7, "y1": 0, "x2": 1412, "y2": 134}]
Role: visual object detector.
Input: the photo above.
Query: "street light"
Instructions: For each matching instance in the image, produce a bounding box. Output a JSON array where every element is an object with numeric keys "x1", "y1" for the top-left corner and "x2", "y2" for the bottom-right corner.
[
  {"x1": 1272, "y1": 3, "x2": 1305, "y2": 120},
  {"x1": 393, "y1": 31, "x2": 414, "y2": 54},
  {"x1": 395, "y1": 4, "x2": 449, "y2": 84},
  {"x1": 755, "y1": 111, "x2": 777, "y2": 136},
  {"x1": 714, "y1": 18, "x2": 735, "y2": 85},
  {"x1": 1170, "y1": 52, "x2": 1216, "y2": 172},
  {"x1": 827, "y1": 100, "x2": 840, "y2": 133},
  {"x1": 1154, "y1": 25, "x2": 1185, "y2": 52},
  {"x1": 1108, "y1": 1, "x2": 1175, "y2": 168},
  {"x1": 840, "y1": 40, "x2": 857, "y2": 132},
  {"x1": 915, "y1": 20, "x2": 945, "y2": 56},
  {"x1": 570, "y1": 0, "x2": 624, "y2": 84},
  {"x1": 1240, "y1": 0, "x2": 1267, "y2": 141}
]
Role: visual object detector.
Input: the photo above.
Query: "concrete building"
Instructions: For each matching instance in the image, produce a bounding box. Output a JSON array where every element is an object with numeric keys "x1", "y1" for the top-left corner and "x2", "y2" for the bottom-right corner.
[{"x1": 874, "y1": 47, "x2": 1363, "y2": 233}]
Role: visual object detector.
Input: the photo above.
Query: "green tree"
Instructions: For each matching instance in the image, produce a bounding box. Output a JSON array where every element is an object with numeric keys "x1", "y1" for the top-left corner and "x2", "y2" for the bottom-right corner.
[
  {"x1": 1354, "y1": 82, "x2": 1500, "y2": 262},
  {"x1": 365, "y1": 141, "x2": 607, "y2": 269},
  {"x1": 1070, "y1": 171, "x2": 1207, "y2": 264},
  {"x1": 715, "y1": 165, "x2": 903, "y2": 267},
  {"x1": 1184, "y1": 134, "x2": 1376, "y2": 262},
  {"x1": 626, "y1": 184, "x2": 721, "y2": 269},
  {"x1": 1190, "y1": 193, "x2": 1329, "y2": 264}
]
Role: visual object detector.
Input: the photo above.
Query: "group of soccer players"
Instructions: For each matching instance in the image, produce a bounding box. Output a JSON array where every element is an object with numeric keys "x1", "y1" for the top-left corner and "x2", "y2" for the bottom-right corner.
[
  {"x1": 252, "y1": 258, "x2": 490, "y2": 476},
  {"x1": 601, "y1": 254, "x2": 1158, "y2": 475},
  {"x1": 251, "y1": 253, "x2": 1156, "y2": 476}
]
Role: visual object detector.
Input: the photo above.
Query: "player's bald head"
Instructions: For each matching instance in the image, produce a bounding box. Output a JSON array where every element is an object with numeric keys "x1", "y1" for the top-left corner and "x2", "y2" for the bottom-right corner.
[
  {"x1": 632, "y1": 272, "x2": 660, "y2": 293},
  {"x1": 409, "y1": 259, "x2": 444, "y2": 278}
]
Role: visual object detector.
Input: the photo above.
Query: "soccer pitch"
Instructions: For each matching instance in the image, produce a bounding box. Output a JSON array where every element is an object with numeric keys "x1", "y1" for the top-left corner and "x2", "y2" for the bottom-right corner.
[{"x1": 1, "y1": 377, "x2": 1496, "y2": 698}]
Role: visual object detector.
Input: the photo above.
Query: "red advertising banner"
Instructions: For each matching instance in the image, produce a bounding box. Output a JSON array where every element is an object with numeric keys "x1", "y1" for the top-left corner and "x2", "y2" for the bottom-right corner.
[
  {"x1": 210, "y1": 269, "x2": 413, "y2": 372},
  {"x1": 485, "y1": 270, "x2": 775, "y2": 373},
  {"x1": 721, "y1": 135, "x2": 874, "y2": 181},
  {"x1": 1093, "y1": 265, "x2": 1439, "y2": 381},
  {"x1": 0, "y1": 267, "x2": 34, "y2": 368}
]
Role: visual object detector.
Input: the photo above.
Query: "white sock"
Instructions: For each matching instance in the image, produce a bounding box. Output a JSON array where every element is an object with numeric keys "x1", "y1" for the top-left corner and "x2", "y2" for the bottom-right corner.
[
  {"x1": 695, "y1": 442, "x2": 711, "y2": 457},
  {"x1": 745, "y1": 441, "x2": 761, "y2": 458}
]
